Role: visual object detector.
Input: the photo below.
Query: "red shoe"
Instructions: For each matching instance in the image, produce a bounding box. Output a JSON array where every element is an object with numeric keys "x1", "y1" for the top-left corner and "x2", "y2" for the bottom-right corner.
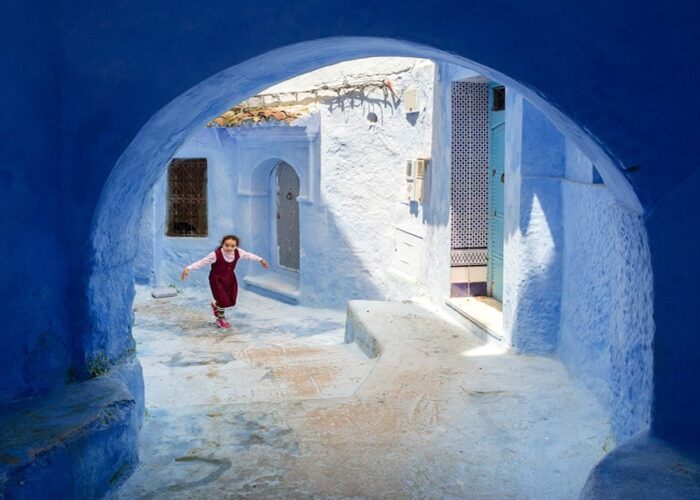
[
  {"x1": 210, "y1": 302, "x2": 218, "y2": 318},
  {"x1": 216, "y1": 317, "x2": 231, "y2": 329}
]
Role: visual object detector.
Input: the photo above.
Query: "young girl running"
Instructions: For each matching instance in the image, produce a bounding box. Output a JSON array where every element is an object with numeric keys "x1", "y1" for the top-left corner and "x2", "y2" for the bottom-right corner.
[{"x1": 180, "y1": 235, "x2": 269, "y2": 329}]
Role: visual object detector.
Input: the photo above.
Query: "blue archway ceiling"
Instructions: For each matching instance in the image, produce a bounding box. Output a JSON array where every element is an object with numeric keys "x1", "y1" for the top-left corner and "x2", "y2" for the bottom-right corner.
[
  {"x1": 2, "y1": 0, "x2": 699, "y2": 444},
  {"x1": 58, "y1": 0, "x2": 698, "y2": 221}
]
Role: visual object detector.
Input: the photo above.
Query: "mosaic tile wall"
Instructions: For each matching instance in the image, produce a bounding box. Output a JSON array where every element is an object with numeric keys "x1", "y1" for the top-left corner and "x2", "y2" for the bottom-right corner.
[{"x1": 450, "y1": 81, "x2": 489, "y2": 267}]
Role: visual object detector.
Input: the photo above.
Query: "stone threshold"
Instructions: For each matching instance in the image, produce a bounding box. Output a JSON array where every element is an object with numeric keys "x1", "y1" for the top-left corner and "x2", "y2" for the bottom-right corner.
[
  {"x1": 445, "y1": 295, "x2": 504, "y2": 341},
  {"x1": 243, "y1": 272, "x2": 300, "y2": 304}
]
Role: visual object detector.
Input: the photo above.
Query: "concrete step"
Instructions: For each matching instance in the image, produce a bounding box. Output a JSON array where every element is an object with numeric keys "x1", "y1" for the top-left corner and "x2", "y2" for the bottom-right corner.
[
  {"x1": 445, "y1": 296, "x2": 504, "y2": 342},
  {"x1": 0, "y1": 358, "x2": 144, "y2": 498},
  {"x1": 243, "y1": 273, "x2": 300, "y2": 304},
  {"x1": 344, "y1": 300, "x2": 487, "y2": 361}
]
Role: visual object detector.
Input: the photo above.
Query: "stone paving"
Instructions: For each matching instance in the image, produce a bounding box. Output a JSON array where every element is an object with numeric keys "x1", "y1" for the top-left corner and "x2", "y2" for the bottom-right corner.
[
  {"x1": 134, "y1": 293, "x2": 372, "y2": 407},
  {"x1": 112, "y1": 287, "x2": 612, "y2": 499}
]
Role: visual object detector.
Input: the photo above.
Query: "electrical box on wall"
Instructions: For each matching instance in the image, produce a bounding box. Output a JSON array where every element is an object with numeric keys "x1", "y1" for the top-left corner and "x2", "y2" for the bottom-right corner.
[
  {"x1": 404, "y1": 87, "x2": 420, "y2": 113},
  {"x1": 389, "y1": 227, "x2": 425, "y2": 280},
  {"x1": 405, "y1": 158, "x2": 430, "y2": 204}
]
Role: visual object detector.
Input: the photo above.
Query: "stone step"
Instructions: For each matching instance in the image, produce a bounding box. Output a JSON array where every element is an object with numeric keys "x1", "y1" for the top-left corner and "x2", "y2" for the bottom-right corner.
[
  {"x1": 445, "y1": 296, "x2": 504, "y2": 342},
  {"x1": 344, "y1": 300, "x2": 487, "y2": 361},
  {"x1": 0, "y1": 358, "x2": 144, "y2": 498},
  {"x1": 243, "y1": 273, "x2": 300, "y2": 304}
]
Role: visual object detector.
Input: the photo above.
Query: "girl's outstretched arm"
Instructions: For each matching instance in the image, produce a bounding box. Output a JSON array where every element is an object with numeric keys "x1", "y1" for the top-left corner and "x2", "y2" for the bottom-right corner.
[
  {"x1": 180, "y1": 251, "x2": 217, "y2": 280},
  {"x1": 239, "y1": 249, "x2": 270, "y2": 269}
]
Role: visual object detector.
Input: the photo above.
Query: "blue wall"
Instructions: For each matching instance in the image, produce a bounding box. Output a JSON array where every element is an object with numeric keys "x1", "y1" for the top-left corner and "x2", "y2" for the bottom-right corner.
[
  {"x1": 0, "y1": 0, "x2": 78, "y2": 401},
  {"x1": 503, "y1": 96, "x2": 654, "y2": 441},
  {"x1": 558, "y1": 137, "x2": 654, "y2": 442},
  {"x1": 2, "y1": 0, "x2": 700, "y2": 451},
  {"x1": 504, "y1": 97, "x2": 565, "y2": 354}
]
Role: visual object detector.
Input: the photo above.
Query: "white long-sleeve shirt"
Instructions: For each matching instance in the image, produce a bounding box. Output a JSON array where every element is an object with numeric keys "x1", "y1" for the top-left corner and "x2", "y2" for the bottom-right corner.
[{"x1": 186, "y1": 248, "x2": 263, "y2": 270}]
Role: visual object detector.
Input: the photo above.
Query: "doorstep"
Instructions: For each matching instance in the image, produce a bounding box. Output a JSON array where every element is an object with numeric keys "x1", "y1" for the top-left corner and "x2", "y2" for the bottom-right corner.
[
  {"x1": 446, "y1": 295, "x2": 504, "y2": 341},
  {"x1": 243, "y1": 272, "x2": 300, "y2": 304}
]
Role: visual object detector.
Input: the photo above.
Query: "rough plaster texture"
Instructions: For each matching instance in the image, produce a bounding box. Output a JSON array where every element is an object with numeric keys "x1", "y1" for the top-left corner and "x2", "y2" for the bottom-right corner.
[
  {"x1": 607, "y1": 206, "x2": 654, "y2": 441},
  {"x1": 504, "y1": 97, "x2": 565, "y2": 354},
  {"x1": 114, "y1": 289, "x2": 611, "y2": 498},
  {"x1": 559, "y1": 182, "x2": 653, "y2": 441},
  {"x1": 504, "y1": 94, "x2": 654, "y2": 441}
]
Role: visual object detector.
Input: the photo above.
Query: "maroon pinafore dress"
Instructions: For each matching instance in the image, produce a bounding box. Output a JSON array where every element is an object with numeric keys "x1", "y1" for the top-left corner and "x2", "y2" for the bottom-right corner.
[{"x1": 208, "y1": 248, "x2": 240, "y2": 308}]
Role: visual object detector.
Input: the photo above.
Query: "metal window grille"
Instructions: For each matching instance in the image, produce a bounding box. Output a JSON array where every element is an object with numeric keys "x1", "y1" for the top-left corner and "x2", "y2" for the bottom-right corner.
[{"x1": 166, "y1": 158, "x2": 208, "y2": 237}]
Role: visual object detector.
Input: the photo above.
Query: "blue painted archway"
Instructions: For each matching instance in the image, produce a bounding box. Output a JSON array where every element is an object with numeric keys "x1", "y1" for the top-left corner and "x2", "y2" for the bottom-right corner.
[
  {"x1": 90, "y1": 36, "x2": 651, "y2": 436},
  {"x1": 4, "y1": 2, "x2": 700, "y2": 469}
]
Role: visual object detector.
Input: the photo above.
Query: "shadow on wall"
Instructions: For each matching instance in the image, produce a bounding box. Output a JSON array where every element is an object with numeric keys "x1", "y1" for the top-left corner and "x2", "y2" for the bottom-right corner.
[
  {"x1": 506, "y1": 97, "x2": 566, "y2": 355},
  {"x1": 325, "y1": 88, "x2": 400, "y2": 117}
]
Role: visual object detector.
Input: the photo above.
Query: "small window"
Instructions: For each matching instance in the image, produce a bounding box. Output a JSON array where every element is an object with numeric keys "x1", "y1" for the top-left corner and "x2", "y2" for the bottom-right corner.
[
  {"x1": 166, "y1": 158, "x2": 208, "y2": 237},
  {"x1": 492, "y1": 86, "x2": 506, "y2": 111}
]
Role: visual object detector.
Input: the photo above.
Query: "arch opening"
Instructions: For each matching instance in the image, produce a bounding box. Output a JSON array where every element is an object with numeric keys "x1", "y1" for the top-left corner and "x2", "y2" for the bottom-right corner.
[{"x1": 91, "y1": 39, "x2": 654, "y2": 495}]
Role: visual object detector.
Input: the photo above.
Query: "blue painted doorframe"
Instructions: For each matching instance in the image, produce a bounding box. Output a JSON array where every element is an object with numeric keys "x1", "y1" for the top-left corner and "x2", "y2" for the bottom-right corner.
[{"x1": 487, "y1": 84, "x2": 505, "y2": 301}]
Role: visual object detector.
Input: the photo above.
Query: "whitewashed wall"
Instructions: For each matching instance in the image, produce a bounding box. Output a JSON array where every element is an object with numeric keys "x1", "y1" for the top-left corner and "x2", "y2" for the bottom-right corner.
[{"x1": 137, "y1": 57, "x2": 459, "y2": 307}]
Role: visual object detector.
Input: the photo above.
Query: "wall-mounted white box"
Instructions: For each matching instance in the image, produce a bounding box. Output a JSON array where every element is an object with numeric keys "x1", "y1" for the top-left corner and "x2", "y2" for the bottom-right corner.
[
  {"x1": 404, "y1": 87, "x2": 420, "y2": 113},
  {"x1": 405, "y1": 158, "x2": 430, "y2": 203},
  {"x1": 389, "y1": 228, "x2": 424, "y2": 280}
]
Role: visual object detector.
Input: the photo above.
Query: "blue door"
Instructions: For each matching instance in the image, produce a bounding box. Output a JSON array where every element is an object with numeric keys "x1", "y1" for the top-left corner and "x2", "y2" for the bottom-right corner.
[
  {"x1": 487, "y1": 85, "x2": 505, "y2": 302},
  {"x1": 275, "y1": 162, "x2": 300, "y2": 272}
]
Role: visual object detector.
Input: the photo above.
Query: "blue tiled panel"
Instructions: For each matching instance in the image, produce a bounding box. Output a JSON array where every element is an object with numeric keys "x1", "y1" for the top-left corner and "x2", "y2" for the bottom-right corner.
[{"x1": 450, "y1": 81, "x2": 489, "y2": 267}]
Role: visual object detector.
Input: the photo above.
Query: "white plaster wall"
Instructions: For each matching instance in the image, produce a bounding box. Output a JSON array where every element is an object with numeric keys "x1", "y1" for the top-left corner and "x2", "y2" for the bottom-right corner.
[
  {"x1": 311, "y1": 57, "x2": 437, "y2": 305},
  {"x1": 138, "y1": 57, "x2": 456, "y2": 307}
]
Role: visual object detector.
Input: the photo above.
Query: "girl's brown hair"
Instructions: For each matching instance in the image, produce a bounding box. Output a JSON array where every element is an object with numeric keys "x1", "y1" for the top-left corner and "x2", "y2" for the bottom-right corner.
[{"x1": 220, "y1": 234, "x2": 240, "y2": 247}]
